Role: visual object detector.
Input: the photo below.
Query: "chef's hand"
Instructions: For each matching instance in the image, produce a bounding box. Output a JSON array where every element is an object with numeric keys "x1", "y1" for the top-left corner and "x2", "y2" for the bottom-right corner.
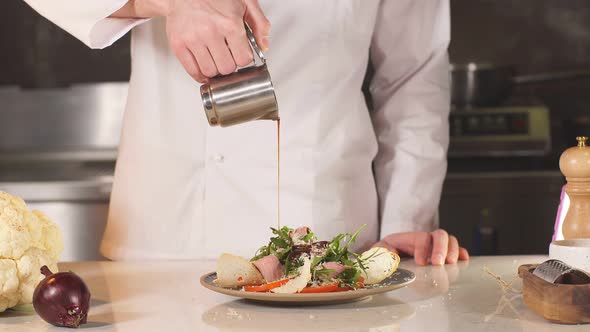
[
  {"x1": 113, "y1": 0, "x2": 270, "y2": 83},
  {"x1": 372, "y1": 230, "x2": 470, "y2": 266}
]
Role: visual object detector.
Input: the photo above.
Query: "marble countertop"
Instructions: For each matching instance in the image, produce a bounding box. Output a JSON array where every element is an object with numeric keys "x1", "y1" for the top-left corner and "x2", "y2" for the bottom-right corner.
[{"x1": 1, "y1": 255, "x2": 588, "y2": 331}]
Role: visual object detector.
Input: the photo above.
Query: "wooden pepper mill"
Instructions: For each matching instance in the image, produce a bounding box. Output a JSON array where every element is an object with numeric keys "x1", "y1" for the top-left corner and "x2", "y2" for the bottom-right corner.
[{"x1": 559, "y1": 136, "x2": 590, "y2": 239}]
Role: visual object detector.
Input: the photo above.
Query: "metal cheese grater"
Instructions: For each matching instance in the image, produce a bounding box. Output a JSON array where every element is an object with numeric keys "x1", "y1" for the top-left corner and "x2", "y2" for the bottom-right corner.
[{"x1": 533, "y1": 259, "x2": 590, "y2": 284}]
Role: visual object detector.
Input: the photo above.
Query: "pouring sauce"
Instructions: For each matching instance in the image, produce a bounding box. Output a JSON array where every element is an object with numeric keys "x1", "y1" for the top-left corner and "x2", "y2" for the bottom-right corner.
[{"x1": 276, "y1": 119, "x2": 281, "y2": 229}]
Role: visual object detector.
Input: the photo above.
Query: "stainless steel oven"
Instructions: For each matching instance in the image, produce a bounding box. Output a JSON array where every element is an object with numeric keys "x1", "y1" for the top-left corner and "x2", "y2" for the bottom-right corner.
[
  {"x1": 0, "y1": 82, "x2": 126, "y2": 261},
  {"x1": 448, "y1": 105, "x2": 551, "y2": 157},
  {"x1": 0, "y1": 162, "x2": 114, "y2": 261},
  {"x1": 441, "y1": 102, "x2": 564, "y2": 255},
  {"x1": 439, "y1": 171, "x2": 564, "y2": 255}
]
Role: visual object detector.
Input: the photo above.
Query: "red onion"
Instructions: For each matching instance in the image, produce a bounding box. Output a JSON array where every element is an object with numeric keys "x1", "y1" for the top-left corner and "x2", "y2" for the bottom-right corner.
[{"x1": 33, "y1": 266, "x2": 91, "y2": 328}]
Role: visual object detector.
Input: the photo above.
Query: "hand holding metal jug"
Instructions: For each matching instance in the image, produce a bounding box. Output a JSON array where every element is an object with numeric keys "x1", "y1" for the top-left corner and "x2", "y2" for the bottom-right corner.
[{"x1": 200, "y1": 23, "x2": 279, "y2": 127}]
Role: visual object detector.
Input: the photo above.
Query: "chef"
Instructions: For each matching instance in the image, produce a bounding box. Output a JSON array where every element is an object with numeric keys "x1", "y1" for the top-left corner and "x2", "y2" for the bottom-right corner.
[{"x1": 23, "y1": 0, "x2": 469, "y2": 265}]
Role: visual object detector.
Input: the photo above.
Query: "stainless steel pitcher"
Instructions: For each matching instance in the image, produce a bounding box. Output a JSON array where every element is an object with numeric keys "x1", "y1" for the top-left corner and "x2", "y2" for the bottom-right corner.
[{"x1": 200, "y1": 24, "x2": 279, "y2": 127}]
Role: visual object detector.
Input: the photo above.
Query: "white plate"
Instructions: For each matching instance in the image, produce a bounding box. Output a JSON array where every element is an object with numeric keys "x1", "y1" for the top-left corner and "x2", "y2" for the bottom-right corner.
[{"x1": 200, "y1": 268, "x2": 415, "y2": 305}]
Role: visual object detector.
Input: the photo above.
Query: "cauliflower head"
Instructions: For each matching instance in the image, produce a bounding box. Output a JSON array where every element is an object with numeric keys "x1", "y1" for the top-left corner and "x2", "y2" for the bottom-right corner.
[
  {"x1": 0, "y1": 191, "x2": 63, "y2": 312},
  {"x1": 0, "y1": 260, "x2": 19, "y2": 312}
]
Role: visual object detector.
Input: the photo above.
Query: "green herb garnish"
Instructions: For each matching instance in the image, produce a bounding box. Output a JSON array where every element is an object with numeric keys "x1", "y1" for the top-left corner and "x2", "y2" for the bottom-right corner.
[
  {"x1": 285, "y1": 256, "x2": 305, "y2": 276},
  {"x1": 312, "y1": 267, "x2": 336, "y2": 280},
  {"x1": 252, "y1": 224, "x2": 371, "y2": 289},
  {"x1": 323, "y1": 224, "x2": 366, "y2": 263},
  {"x1": 337, "y1": 267, "x2": 363, "y2": 289},
  {"x1": 252, "y1": 226, "x2": 294, "y2": 262},
  {"x1": 300, "y1": 232, "x2": 316, "y2": 243}
]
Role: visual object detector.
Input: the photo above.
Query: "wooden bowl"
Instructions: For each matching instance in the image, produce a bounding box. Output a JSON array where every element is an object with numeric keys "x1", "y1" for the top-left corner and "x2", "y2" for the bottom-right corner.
[{"x1": 519, "y1": 264, "x2": 590, "y2": 324}]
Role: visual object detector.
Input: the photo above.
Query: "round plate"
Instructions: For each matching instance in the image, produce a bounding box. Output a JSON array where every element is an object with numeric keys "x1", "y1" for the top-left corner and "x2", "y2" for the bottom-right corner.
[{"x1": 200, "y1": 268, "x2": 415, "y2": 304}]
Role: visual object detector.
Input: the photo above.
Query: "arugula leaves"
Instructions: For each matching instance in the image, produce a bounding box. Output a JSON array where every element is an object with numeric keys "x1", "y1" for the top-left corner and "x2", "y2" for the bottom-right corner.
[
  {"x1": 309, "y1": 224, "x2": 368, "y2": 287},
  {"x1": 285, "y1": 256, "x2": 305, "y2": 276},
  {"x1": 252, "y1": 226, "x2": 294, "y2": 262},
  {"x1": 337, "y1": 267, "x2": 363, "y2": 289},
  {"x1": 251, "y1": 224, "x2": 369, "y2": 289},
  {"x1": 322, "y1": 224, "x2": 366, "y2": 264},
  {"x1": 251, "y1": 226, "x2": 319, "y2": 263},
  {"x1": 300, "y1": 232, "x2": 316, "y2": 243}
]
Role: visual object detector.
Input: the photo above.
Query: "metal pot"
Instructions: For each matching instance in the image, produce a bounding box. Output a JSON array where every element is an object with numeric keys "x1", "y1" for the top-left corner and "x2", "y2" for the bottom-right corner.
[{"x1": 451, "y1": 63, "x2": 590, "y2": 108}]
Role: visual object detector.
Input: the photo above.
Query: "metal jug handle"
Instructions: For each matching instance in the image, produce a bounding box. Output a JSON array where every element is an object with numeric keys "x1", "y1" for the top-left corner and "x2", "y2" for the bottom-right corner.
[{"x1": 244, "y1": 23, "x2": 266, "y2": 65}]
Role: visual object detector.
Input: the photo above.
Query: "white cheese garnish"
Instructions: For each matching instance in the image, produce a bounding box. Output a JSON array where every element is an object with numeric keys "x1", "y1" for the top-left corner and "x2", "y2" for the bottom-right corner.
[{"x1": 271, "y1": 257, "x2": 311, "y2": 294}]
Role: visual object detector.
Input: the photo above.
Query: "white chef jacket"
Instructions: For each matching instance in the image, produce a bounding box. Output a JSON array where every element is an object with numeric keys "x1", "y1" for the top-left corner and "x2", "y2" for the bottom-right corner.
[{"x1": 23, "y1": 0, "x2": 451, "y2": 260}]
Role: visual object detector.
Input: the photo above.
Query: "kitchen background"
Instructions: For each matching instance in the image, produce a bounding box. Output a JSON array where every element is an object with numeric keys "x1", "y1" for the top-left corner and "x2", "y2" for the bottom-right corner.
[{"x1": 1, "y1": 0, "x2": 589, "y2": 260}]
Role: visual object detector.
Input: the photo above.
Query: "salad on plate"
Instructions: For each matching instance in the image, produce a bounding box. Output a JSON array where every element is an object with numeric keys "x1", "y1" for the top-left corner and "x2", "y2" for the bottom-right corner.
[{"x1": 214, "y1": 225, "x2": 400, "y2": 294}]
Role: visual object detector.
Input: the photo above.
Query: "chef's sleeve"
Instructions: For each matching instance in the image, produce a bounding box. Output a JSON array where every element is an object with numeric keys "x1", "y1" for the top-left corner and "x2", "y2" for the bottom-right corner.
[
  {"x1": 22, "y1": 0, "x2": 149, "y2": 49},
  {"x1": 369, "y1": 0, "x2": 451, "y2": 238}
]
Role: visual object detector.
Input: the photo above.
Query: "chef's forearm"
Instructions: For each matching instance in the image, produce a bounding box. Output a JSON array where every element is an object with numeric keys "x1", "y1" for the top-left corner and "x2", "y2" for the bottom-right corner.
[
  {"x1": 22, "y1": 0, "x2": 153, "y2": 49},
  {"x1": 111, "y1": 0, "x2": 170, "y2": 18}
]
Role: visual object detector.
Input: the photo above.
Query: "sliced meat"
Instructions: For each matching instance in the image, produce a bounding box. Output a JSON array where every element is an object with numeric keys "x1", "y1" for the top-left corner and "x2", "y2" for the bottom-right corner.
[
  {"x1": 311, "y1": 241, "x2": 330, "y2": 257},
  {"x1": 322, "y1": 262, "x2": 348, "y2": 278},
  {"x1": 252, "y1": 255, "x2": 284, "y2": 282},
  {"x1": 289, "y1": 226, "x2": 311, "y2": 244}
]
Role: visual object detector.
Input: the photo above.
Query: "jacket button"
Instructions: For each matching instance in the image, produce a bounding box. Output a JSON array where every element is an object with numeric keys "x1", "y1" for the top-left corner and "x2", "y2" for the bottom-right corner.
[{"x1": 211, "y1": 154, "x2": 224, "y2": 163}]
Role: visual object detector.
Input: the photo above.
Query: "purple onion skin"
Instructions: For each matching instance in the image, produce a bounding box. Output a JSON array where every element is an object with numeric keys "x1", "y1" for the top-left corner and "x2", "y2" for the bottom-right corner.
[{"x1": 33, "y1": 266, "x2": 91, "y2": 328}]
